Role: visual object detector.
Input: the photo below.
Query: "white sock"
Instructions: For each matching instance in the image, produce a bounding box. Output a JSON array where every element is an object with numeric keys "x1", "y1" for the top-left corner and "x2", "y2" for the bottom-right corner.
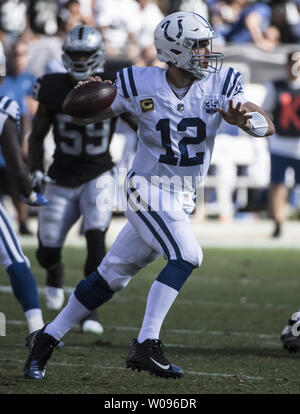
[
  {"x1": 44, "y1": 293, "x2": 91, "y2": 341},
  {"x1": 137, "y1": 280, "x2": 178, "y2": 343},
  {"x1": 25, "y1": 308, "x2": 44, "y2": 334}
]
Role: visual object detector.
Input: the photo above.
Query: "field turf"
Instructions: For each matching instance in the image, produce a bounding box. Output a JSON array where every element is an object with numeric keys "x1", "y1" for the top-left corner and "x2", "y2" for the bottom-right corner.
[{"x1": 1, "y1": 247, "x2": 300, "y2": 395}]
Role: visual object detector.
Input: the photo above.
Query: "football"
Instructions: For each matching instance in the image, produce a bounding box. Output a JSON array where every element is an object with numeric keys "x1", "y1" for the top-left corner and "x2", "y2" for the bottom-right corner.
[{"x1": 62, "y1": 81, "x2": 117, "y2": 118}]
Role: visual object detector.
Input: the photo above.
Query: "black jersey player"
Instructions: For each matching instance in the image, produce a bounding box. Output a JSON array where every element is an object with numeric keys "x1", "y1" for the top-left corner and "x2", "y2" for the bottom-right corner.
[{"x1": 28, "y1": 25, "x2": 118, "y2": 334}]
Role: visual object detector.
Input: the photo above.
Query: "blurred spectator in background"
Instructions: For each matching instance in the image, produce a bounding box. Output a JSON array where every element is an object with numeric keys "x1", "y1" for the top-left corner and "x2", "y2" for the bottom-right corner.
[
  {"x1": 0, "y1": 40, "x2": 36, "y2": 135},
  {"x1": 58, "y1": 0, "x2": 96, "y2": 33},
  {"x1": 0, "y1": 39, "x2": 37, "y2": 235},
  {"x1": 223, "y1": 0, "x2": 280, "y2": 51},
  {"x1": 169, "y1": 0, "x2": 208, "y2": 18},
  {"x1": 77, "y1": 0, "x2": 97, "y2": 27},
  {"x1": 155, "y1": 0, "x2": 170, "y2": 15},
  {"x1": 134, "y1": 0, "x2": 165, "y2": 67},
  {"x1": 211, "y1": 0, "x2": 245, "y2": 39},
  {"x1": 271, "y1": 0, "x2": 300, "y2": 44},
  {"x1": 0, "y1": 0, "x2": 29, "y2": 48},
  {"x1": 94, "y1": 0, "x2": 141, "y2": 61},
  {"x1": 28, "y1": 0, "x2": 59, "y2": 37},
  {"x1": 289, "y1": 0, "x2": 300, "y2": 42},
  {"x1": 26, "y1": 0, "x2": 63, "y2": 78},
  {"x1": 262, "y1": 51, "x2": 300, "y2": 238}
]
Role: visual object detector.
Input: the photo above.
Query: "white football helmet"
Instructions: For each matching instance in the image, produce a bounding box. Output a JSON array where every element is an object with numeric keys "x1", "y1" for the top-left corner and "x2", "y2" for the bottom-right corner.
[
  {"x1": 62, "y1": 25, "x2": 105, "y2": 81},
  {"x1": 154, "y1": 12, "x2": 223, "y2": 79}
]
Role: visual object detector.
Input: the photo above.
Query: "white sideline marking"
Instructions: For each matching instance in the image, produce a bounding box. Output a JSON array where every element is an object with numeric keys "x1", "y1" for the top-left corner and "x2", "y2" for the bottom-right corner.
[
  {"x1": 6, "y1": 319, "x2": 279, "y2": 340},
  {"x1": 186, "y1": 371, "x2": 264, "y2": 380},
  {"x1": 115, "y1": 325, "x2": 279, "y2": 339},
  {"x1": 0, "y1": 285, "x2": 294, "y2": 311},
  {"x1": 0, "y1": 358, "x2": 270, "y2": 381}
]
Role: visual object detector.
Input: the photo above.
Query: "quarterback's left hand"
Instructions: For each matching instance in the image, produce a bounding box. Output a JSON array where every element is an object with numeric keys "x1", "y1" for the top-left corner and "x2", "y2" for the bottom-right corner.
[
  {"x1": 218, "y1": 100, "x2": 253, "y2": 129},
  {"x1": 21, "y1": 191, "x2": 49, "y2": 206}
]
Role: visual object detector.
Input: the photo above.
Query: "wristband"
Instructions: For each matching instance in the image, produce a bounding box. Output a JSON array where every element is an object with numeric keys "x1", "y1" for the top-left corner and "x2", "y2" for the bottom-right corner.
[{"x1": 245, "y1": 112, "x2": 268, "y2": 137}]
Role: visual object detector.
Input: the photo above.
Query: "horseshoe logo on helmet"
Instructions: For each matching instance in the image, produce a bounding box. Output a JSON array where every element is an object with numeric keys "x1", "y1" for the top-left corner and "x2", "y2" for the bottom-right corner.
[{"x1": 162, "y1": 19, "x2": 183, "y2": 42}]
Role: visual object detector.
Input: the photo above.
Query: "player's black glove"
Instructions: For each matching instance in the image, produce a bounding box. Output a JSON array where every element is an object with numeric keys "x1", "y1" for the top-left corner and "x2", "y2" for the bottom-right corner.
[{"x1": 31, "y1": 170, "x2": 53, "y2": 194}]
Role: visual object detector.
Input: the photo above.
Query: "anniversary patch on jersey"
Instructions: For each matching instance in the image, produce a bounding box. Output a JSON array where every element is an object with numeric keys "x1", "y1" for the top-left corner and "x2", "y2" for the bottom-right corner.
[
  {"x1": 204, "y1": 99, "x2": 219, "y2": 114},
  {"x1": 140, "y1": 99, "x2": 154, "y2": 113}
]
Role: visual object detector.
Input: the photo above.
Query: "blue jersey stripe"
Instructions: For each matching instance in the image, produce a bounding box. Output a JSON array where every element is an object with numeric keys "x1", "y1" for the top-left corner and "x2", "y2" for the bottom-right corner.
[
  {"x1": 127, "y1": 67, "x2": 138, "y2": 97},
  {"x1": 136, "y1": 210, "x2": 170, "y2": 260},
  {"x1": 148, "y1": 210, "x2": 182, "y2": 261},
  {"x1": 3, "y1": 98, "x2": 12, "y2": 111},
  {"x1": 0, "y1": 225, "x2": 16, "y2": 263},
  {"x1": 227, "y1": 71, "x2": 241, "y2": 98},
  {"x1": 0, "y1": 206, "x2": 24, "y2": 260},
  {"x1": 119, "y1": 70, "x2": 129, "y2": 98},
  {"x1": 127, "y1": 183, "x2": 170, "y2": 259},
  {"x1": 221, "y1": 67, "x2": 234, "y2": 96},
  {"x1": 232, "y1": 83, "x2": 243, "y2": 97},
  {"x1": 127, "y1": 172, "x2": 182, "y2": 261}
]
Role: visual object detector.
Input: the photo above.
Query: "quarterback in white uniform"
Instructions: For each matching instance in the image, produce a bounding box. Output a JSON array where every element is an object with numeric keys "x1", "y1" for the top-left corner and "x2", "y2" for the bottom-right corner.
[{"x1": 24, "y1": 12, "x2": 274, "y2": 380}]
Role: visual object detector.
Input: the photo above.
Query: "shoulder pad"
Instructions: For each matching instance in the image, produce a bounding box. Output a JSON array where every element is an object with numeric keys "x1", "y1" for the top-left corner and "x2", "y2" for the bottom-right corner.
[
  {"x1": 116, "y1": 66, "x2": 157, "y2": 98},
  {"x1": 32, "y1": 73, "x2": 73, "y2": 110},
  {"x1": 32, "y1": 73, "x2": 71, "y2": 101},
  {"x1": 0, "y1": 96, "x2": 20, "y2": 121},
  {"x1": 220, "y1": 66, "x2": 243, "y2": 99}
]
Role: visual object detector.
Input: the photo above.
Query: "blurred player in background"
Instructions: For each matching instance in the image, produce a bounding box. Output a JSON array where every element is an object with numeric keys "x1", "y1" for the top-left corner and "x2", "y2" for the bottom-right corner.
[
  {"x1": 0, "y1": 39, "x2": 37, "y2": 235},
  {"x1": 28, "y1": 25, "x2": 117, "y2": 335},
  {"x1": 0, "y1": 49, "x2": 46, "y2": 334},
  {"x1": 262, "y1": 51, "x2": 300, "y2": 238},
  {"x1": 24, "y1": 12, "x2": 274, "y2": 380},
  {"x1": 271, "y1": 51, "x2": 300, "y2": 352}
]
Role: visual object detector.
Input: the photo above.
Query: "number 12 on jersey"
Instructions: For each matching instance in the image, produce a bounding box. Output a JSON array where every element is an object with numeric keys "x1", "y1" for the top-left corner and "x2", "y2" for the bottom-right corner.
[{"x1": 157, "y1": 117, "x2": 206, "y2": 166}]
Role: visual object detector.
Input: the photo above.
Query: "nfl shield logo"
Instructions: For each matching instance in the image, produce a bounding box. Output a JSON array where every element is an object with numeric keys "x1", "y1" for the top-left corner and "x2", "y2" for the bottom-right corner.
[{"x1": 177, "y1": 103, "x2": 184, "y2": 111}]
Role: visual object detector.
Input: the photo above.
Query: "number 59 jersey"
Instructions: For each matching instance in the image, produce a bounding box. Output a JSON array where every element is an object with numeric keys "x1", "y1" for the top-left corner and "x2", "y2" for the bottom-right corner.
[
  {"x1": 111, "y1": 65, "x2": 246, "y2": 192},
  {"x1": 33, "y1": 72, "x2": 116, "y2": 187}
]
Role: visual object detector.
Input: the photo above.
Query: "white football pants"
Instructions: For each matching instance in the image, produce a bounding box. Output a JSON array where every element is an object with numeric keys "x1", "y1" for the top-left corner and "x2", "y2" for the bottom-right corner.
[
  {"x1": 98, "y1": 170, "x2": 203, "y2": 291},
  {"x1": 0, "y1": 202, "x2": 29, "y2": 269}
]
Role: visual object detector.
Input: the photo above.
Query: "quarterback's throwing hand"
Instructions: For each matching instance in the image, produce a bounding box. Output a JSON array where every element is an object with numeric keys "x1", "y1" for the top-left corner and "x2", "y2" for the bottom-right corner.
[
  {"x1": 218, "y1": 100, "x2": 252, "y2": 129},
  {"x1": 75, "y1": 77, "x2": 113, "y2": 89}
]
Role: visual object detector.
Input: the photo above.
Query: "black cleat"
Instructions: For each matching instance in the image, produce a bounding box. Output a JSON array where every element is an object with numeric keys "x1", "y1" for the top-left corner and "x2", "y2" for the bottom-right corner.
[
  {"x1": 281, "y1": 321, "x2": 300, "y2": 353},
  {"x1": 19, "y1": 221, "x2": 33, "y2": 236},
  {"x1": 126, "y1": 338, "x2": 183, "y2": 379},
  {"x1": 272, "y1": 221, "x2": 281, "y2": 238},
  {"x1": 24, "y1": 327, "x2": 63, "y2": 380}
]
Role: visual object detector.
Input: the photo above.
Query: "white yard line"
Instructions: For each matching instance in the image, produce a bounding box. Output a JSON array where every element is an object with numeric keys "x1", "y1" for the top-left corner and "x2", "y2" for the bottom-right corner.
[
  {"x1": 0, "y1": 285, "x2": 295, "y2": 311},
  {"x1": 6, "y1": 319, "x2": 280, "y2": 340}
]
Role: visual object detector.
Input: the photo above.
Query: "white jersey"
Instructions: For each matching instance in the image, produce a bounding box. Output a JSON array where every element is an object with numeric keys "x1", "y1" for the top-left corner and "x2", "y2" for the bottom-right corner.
[
  {"x1": 0, "y1": 95, "x2": 20, "y2": 135},
  {"x1": 111, "y1": 65, "x2": 246, "y2": 192}
]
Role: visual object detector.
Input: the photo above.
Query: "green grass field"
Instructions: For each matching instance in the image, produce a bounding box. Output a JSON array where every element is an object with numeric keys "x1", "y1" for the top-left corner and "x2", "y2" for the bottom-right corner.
[{"x1": 1, "y1": 247, "x2": 300, "y2": 394}]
